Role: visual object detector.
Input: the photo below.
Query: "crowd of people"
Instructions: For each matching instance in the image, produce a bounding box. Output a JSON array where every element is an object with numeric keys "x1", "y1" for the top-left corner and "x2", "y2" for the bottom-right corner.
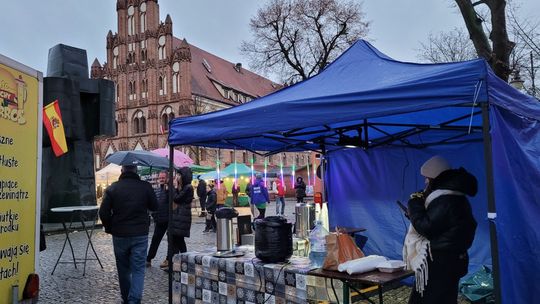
[
  {"x1": 97, "y1": 154, "x2": 478, "y2": 304},
  {"x1": 98, "y1": 165, "x2": 313, "y2": 303}
]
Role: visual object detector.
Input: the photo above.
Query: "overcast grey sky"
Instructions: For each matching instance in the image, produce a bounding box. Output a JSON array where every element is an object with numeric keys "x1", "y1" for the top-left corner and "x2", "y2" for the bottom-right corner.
[{"x1": 1, "y1": 0, "x2": 538, "y2": 80}]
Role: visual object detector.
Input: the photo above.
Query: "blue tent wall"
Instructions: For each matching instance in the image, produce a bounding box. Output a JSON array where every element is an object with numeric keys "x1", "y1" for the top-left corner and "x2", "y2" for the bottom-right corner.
[
  {"x1": 326, "y1": 103, "x2": 540, "y2": 303},
  {"x1": 326, "y1": 144, "x2": 491, "y2": 271},
  {"x1": 490, "y1": 107, "x2": 540, "y2": 304}
]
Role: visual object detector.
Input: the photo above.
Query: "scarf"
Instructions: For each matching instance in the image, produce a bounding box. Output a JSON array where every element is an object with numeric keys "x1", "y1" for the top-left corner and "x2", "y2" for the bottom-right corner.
[{"x1": 403, "y1": 189, "x2": 464, "y2": 295}]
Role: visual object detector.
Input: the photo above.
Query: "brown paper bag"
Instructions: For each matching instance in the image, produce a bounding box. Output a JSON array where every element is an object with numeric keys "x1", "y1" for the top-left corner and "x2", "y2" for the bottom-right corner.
[{"x1": 322, "y1": 230, "x2": 364, "y2": 271}]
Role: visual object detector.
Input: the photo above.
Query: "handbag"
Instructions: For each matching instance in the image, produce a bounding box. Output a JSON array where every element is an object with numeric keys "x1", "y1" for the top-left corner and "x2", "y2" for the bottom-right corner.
[{"x1": 322, "y1": 228, "x2": 364, "y2": 271}]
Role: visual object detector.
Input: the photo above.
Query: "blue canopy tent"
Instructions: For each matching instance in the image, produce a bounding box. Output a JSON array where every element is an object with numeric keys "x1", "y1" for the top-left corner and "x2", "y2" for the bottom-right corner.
[{"x1": 167, "y1": 40, "x2": 540, "y2": 303}]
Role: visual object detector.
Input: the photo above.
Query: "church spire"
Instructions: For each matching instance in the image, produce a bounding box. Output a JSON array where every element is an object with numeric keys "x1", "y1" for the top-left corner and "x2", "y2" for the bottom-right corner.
[{"x1": 116, "y1": 0, "x2": 127, "y2": 10}]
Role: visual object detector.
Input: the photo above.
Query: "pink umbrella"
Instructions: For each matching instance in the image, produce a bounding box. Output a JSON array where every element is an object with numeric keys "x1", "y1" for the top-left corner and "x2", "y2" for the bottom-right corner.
[{"x1": 151, "y1": 148, "x2": 194, "y2": 168}]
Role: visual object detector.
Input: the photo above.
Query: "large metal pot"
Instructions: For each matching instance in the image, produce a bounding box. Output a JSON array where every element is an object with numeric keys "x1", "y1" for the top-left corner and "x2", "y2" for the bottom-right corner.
[{"x1": 295, "y1": 203, "x2": 316, "y2": 238}]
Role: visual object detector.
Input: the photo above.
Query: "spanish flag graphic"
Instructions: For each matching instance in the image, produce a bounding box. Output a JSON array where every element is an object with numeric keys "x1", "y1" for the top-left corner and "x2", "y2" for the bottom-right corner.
[{"x1": 43, "y1": 100, "x2": 68, "y2": 157}]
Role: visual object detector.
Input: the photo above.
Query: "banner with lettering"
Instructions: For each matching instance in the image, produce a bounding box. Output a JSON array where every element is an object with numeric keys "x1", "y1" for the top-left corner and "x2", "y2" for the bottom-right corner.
[{"x1": 0, "y1": 56, "x2": 42, "y2": 303}]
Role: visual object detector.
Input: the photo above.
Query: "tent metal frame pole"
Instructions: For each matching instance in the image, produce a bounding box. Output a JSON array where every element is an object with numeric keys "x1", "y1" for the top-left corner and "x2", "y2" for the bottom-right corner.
[
  {"x1": 167, "y1": 145, "x2": 175, "y2": 304},
  {"x1": 321, "y1": 145, "x2": 327, "y2": 206},
  {"x1": 481, "y1": 103, "x2": 501, "y2": 304}
]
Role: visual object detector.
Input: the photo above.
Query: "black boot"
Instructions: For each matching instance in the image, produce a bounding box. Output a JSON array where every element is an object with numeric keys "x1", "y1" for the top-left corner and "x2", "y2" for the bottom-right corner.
[{"x1": 203, "y1": 219, "x2": 211, "y2": 232}]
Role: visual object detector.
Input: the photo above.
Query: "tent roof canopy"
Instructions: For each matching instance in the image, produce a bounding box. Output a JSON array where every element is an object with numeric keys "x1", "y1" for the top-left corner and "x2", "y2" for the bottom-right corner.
[{"x1": 168, "y1": 40, "x2": 537, "y2": 154}]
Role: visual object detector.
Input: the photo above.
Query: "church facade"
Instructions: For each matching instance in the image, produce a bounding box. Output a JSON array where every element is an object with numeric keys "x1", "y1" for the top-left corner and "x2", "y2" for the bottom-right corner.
[{"x1": 92, "y1": 0, "x2": 311, "y2": 170}]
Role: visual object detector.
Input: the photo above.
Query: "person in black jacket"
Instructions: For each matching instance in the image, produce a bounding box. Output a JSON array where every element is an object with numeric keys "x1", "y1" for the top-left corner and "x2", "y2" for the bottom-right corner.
[
  {"x1": 404, "y1": 156, "x2": 478, "y2": 304},
  {"x1": 294, "y1": 176, "x2": 307, "y2": 203},
  {"x1": 146, "y1": 171, "x2": 169, "y2": 268},
  {"x1": 99, "y1": 165, "x2": 158, "y2": 304},
  {"x1": 167, "y1": 167, "x2": 193, "y2": 268},
  {"x1": 204, "y1": 183, "x2": 217, "y2": 232},
  {"x1": 197, "y1": 178, "x2": 207, "y2": 217}
]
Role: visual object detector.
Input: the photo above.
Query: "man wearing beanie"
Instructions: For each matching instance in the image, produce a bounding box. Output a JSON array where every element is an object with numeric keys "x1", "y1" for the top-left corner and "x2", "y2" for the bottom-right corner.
[{"x1": 403, "y1": 156, "x2": 478, "y2": 304}]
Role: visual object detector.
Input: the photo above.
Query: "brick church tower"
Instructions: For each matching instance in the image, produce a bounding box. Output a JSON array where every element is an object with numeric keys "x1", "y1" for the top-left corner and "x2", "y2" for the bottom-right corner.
[{"x1": 92, "y1": 0, "x2": 310, "y2": 171}]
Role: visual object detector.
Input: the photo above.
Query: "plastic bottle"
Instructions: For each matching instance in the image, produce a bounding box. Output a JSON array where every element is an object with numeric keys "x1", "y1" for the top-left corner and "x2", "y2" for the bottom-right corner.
[{"x1": 309, "y1": 220, "x2": 329, "y2": 268}]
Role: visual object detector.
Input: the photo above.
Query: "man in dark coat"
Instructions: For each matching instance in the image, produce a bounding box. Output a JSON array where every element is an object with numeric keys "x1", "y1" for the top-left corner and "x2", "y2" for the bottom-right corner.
[
  {"x1": 146, "y1": 170, "x2": 169, "y2": 268},
  {"x1": 167, "y1": 167, "x2": 193, "y2": 268},
  {"x1": 196, "y1": 178, "x2": 207, "y2": 217},
  {"x1": 294, "y1": 176, "x2": 307, "y2": 203},
  {"x1": 204, "y1": 183, "x2": 217, "y2": 232},
  {"x1": 404, "y1": 156, "x2": 477, "y2": 304},
  {"x1": 99, "y1": 165, "x2": 158, "y2": 304}
]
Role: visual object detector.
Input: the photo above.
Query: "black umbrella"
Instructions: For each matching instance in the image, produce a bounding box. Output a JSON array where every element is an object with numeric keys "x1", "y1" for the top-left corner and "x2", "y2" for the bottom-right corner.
[{"x1": 105, "y1": 150, "x2": 172, "y2": 169}]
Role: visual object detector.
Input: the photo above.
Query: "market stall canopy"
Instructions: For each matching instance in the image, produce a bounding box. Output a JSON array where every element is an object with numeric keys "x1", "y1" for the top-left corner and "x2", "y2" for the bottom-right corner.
[
  {"x1": 95, "y1": 163, "x2": 121, "y2": 185},
  {"x1": 189, "y1": 164, "x2": 215, "y2": 175},
  {"x1": 168, "y1": 40, "x2": 540, "y2": 303},
  {"x1": 198, "y1": 171, "x2": 230, "y2": 180},
  {"x1": 151, "y1": 148, "x2": 194, "y2": 167},
  {"x1": 221, "y1": 163, "x2": 259, "y2": 176},
  {"x1": 168, "y1": 40, "x2": 538, "y2": 154}
]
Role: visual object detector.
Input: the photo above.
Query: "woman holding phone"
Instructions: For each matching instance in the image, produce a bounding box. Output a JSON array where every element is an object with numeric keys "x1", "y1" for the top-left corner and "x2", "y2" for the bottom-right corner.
[{"x1": 404, "y1": 156, "x2": 478, "y2": 304}]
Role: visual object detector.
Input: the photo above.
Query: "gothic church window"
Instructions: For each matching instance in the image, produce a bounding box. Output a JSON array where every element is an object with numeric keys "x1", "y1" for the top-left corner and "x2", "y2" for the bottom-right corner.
[
  {"x1": 141, "y1": 79, "x2": 147, "y2": 98},
  {"x1": 158, "y1": 36, "x2": 166, "y2": 60},
  {"x1": 161, "y1": 106, "x2": 175, "y2": 132},
  {"x1": 132, "y1": 110, "x2": 146, "y2": 134},
  {"x1": 172, "y1": 62, "x2": 180, "y2": 93},
  {"x1": 159, "y1": 76, "x2": 167, "y2": 96},
  {"x1": 127, "y1": 6, "x2": 135, "y2": 36},
  {"x1": 140, "y1": 2, "x2": 147, "y2": 32},
  {"x1": 141, "y1": 50, "x2": 147, "y2": 62},
  {"x1": 140, "y1": 40, "x2": 147, "y2": 62},
  {"x1": 129, "y1": 81, "x2": 136, "y2": 100},
  {"x1": 113, "y1": 47, "x2": 119, "y2": 69},
  {"x1": 127, "y1": 43, "x2": 135, "y2": 65}
]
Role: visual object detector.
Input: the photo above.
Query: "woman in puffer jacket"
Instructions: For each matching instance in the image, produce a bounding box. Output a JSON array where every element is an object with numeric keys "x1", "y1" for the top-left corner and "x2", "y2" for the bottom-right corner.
[
  {"x1": 169, "y1": 167, "x2": 193, "y2": 258},
  {"x1": 404, "y1": 156, "x2": 477, "y2": 304}
]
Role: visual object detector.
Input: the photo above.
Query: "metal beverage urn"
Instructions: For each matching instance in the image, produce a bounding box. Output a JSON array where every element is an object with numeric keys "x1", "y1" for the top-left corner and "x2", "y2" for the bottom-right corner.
[
  {"x1": 217, "y1": 217, "x2": 234, "y2": 251},
  {"x1": 213, "y1": 208, "x2": 244, "y2": 258},
  {"x1": 294, "y1": 203, "x2": 316, "y2": 238}
]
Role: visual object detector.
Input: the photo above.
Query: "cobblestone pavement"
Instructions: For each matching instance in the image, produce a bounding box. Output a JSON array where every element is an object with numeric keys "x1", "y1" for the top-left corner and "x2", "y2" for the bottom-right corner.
[{"x1": 38, "y1": 200, "x2": 470, "y2": 303}]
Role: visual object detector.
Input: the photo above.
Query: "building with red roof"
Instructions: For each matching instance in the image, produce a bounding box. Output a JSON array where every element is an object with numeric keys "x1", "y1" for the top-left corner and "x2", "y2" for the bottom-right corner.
[{"x1": 92, "y1": 0, "x2": 311, "y2": 169}]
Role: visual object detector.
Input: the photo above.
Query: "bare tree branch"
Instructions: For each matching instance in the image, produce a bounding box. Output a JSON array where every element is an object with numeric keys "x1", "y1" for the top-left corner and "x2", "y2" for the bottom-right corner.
[
  {"x1": 420, "y1": 2, "x2": 538, "y2": 97},
  {"x1": 241, "y1": 0, "x2": 369, "y2": 83},
  {"x1": 417, "y1": 28, "x2": 478, "y2": 63}
]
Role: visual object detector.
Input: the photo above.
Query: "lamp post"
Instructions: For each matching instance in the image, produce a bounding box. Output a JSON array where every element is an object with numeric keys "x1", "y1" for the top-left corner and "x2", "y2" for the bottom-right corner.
[{"x1": 510, "y1": 69, "x2": 525, "y2": 91}]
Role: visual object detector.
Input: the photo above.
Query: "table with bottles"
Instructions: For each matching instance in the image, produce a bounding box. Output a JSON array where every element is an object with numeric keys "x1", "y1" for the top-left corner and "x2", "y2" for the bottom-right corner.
[{"x1": 172, "y1": 249, "x2": 347, "y2": 304}]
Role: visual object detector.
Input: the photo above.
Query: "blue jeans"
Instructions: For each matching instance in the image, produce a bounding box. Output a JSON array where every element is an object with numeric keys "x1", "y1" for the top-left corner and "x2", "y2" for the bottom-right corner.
[
  {"x1": 275, "y1": 196, "x2": 285, "y2": 215},
  {"x1": 113, "y1": 235, "x2": 148, "y2": 304}
]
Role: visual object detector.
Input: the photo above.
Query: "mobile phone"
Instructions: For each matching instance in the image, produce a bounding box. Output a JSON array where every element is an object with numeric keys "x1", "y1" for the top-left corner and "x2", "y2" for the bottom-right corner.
[{"x1": 396, "y1": 200, "x2": 409, "y2": 218}]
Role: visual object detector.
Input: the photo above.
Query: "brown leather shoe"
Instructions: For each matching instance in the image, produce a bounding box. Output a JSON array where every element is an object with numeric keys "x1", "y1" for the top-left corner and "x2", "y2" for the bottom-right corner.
[{"x1": 159, "y1": 260, "x2": 169, "y2": 268}]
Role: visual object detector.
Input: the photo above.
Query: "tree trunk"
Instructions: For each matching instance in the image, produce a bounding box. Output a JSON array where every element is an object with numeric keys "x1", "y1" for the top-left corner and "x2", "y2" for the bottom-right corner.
[{"x1": 455, "y1": 0, "x2": 514, "y2": 81}]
